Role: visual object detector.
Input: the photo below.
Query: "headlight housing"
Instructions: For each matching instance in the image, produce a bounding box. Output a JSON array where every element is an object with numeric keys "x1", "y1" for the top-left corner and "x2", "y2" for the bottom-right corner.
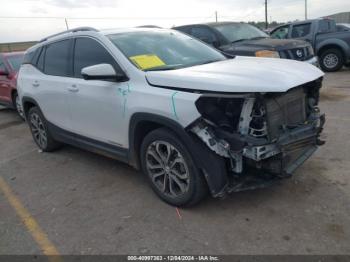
[{"x1": 255, "y1": 50, "x2": 280, "y2": 58}]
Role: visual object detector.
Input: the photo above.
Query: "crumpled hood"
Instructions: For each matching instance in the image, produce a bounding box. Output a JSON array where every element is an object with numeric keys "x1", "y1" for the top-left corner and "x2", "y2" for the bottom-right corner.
[{"x1": 146, "y1": 56, "x2": 324, "y2": 93}]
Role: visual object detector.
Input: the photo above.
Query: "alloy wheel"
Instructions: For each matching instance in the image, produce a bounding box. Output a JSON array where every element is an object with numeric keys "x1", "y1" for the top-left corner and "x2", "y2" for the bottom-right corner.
[
  {"x1": 146, "y1": 141, "x2": 190, "y2": 198},
  {"x1": 29, "y1": 113, "x2": 47, "y2": 149},
  {"x1": 323, "y1": 53, "x2": 339, "y2": 69}
]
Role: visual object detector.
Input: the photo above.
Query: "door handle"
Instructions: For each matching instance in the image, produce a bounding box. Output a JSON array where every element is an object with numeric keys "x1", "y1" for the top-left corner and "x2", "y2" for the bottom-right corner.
[
  {"x1": 68, "y1": 84, "x2": 79, "y2": 92},
  {"x1": 32, "y1": 81, "x2": 40, "y2": 87}
]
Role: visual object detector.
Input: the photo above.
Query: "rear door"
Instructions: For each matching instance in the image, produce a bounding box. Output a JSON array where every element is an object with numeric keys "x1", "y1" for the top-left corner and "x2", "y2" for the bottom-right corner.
[
  {"x1": 35, "y1": 39, "x2": 73, "y2": 131},
  {"x1": 68, "y1": 37, "x2": 126, "y2": 146}
]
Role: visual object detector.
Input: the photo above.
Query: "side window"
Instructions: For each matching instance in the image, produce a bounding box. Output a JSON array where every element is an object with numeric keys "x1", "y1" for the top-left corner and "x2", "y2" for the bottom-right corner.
[
  {"x1": 190, "y1": 27, "x2": 217, "y2": 45},
  {"x1": 73, "y1": 37, "x2": 118, "y2": 78},
  {"x1": 271, "y1": 26, "x2": 290, "y2": 39},
  {"x1": 23, "y1": 49, "x2": 37, "y2": 65},
  {"x1": 319, "y1": 20, "x2": 331, "y2": 32},
  {"x1": 175, "y1": 26, "x2": 191, "y2": 34},
  {"x1": 44, "y1": 39, "x2": 72, "y2": 77},
  {"x1": 37, "y1": 47, "x2": 45, "y2": 72},
  {"x1": 291, "y1": 23, "x2": 311, "y2": 38}
]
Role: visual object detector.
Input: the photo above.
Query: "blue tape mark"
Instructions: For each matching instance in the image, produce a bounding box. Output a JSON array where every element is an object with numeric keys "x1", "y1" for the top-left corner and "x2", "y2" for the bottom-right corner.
[
  {"x1": 171, "y1": 92, "x2": 179, "y2": 120},
  {"x1": 122, "y1": 98, "x2": 127, "y2": 117},
  {"x1": 118, "y1": 84, "x2": 132, "y2": 118}
]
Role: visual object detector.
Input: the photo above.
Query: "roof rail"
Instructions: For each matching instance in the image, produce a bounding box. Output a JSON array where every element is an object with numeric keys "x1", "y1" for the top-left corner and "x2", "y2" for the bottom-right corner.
[{"x1": 39, "y1": 27, "x2": 99, "y2": 42}]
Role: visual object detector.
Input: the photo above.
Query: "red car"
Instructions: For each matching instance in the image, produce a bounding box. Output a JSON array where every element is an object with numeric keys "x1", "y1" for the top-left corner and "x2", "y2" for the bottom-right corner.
[{"x1": 0, "y1": 52, "x2": 25, "y2": 119}]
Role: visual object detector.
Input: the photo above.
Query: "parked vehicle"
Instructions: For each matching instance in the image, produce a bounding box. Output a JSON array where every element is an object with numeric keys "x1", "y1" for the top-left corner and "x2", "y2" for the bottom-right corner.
[
  {"x1": 271, "y1": 18, "x2": 350, "y2": 72},
  {"x1": 18, "y1": 27, "x2": 325, "y2": 206},
  {"x1": 337, "y1": 23, "x2": 350, "y2": 32},
  {"x1": 173, "y1": 22, "x2": 318, "y2": 67},
  {"x1": 0, "y1": 52, "x2": 25, "y2": 119}
]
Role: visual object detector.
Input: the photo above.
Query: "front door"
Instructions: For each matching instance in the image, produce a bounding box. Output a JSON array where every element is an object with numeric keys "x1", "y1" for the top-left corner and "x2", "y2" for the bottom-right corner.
[{"x1": 68, "y1": 37, "x2": 126, "y2": 147}]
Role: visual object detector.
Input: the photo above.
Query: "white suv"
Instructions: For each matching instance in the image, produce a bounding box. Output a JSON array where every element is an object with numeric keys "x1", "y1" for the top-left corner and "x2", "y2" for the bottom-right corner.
[{"x1": 18, "y1": 27, "x2": 325, "y2": 206}]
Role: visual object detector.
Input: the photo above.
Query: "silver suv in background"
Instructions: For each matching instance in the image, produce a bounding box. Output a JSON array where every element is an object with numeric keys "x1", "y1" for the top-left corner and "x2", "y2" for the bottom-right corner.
[{"x1": 18, "y1": 27, "x2": 325, "y2": 206}]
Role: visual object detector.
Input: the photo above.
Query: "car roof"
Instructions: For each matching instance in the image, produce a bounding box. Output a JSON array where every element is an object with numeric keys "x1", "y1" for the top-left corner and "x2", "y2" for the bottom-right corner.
[
  {"x1": 206, "y1": 21, "x2": 242, "y2": 26},
  {"x1": 101, "y1": 27, "x2": 170, "y2": 35},
  {"x1": 26, "y1": 27, "x2": 174, "y2": 53},
  {"x1": 279, "y1": 18, "x2": 335, "y2": 27},
  {"x1": 174, "y1": 22, "x2": 242, "y2": 28}
]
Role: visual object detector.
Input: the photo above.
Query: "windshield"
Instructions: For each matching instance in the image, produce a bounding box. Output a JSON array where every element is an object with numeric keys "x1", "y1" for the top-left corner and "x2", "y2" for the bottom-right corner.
[
  {"x1": 7, "y1": 55, "x2": 24, "y2": 72},
  {"x1": 212, "y1": 23, "x2": 269, "y2": 43},
  {"x1": 108, "y1": 30, "x2": 226, "y2": 71}
]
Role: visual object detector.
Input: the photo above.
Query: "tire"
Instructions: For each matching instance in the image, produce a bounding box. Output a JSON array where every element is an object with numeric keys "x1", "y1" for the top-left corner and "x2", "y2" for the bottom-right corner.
[
  {"x1": 27, "y1": 106, "x2": 61, "y2": 152},
  {"x1": 140, "y1": 128, "x2": 208, "y2": 207},
  {"x1": 12, "y1": 92, "x2": 25, "y2": 121},
  {"x1": 319, "y1": 48, "x2": 344, "y2": 72}
]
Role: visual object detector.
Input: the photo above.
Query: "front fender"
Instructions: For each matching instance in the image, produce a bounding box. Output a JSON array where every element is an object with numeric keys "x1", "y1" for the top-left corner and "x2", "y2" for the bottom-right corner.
[
  {"x1": 128, "y1": 113, "x2": 229, "y2": 197},
  {"x1": 316, "y1": 38, "x2": 350, "y2": 56}
]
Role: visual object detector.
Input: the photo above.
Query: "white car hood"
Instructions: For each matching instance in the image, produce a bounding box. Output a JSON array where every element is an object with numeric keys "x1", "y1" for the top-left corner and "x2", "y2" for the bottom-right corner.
[{"x1": 146, "y1": 56, "x2": 324, "y2": 93}]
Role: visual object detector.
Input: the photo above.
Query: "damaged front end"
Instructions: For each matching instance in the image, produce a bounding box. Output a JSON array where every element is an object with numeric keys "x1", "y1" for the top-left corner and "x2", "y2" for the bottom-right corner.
[{"x1": 189, "y1": 78, "x2": 325, "y2": 197}]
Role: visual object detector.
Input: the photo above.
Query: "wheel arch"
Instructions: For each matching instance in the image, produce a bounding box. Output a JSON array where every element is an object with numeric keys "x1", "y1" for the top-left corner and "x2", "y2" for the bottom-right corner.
[
  {"x1": 22, "y1": 96, "x2": 39, "y2": 119},
  {"x1": 317, "y1": 43, "x2": 346, "y2": 59},
  {"x1": 128, "y1": 113, "x2": 229, "y2": 197},
  {"x1": 128, "y1": 113, "x2": 191, "y2": 169}
]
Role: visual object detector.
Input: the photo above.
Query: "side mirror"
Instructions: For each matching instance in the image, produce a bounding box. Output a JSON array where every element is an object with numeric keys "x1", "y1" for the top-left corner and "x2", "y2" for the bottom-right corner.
[{"x1": 81, "y1": 64, "x2": 128, "y2": 82}]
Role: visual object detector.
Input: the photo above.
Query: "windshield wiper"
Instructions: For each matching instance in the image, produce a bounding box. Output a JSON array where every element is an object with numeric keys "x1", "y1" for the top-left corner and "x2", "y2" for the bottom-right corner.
[
  {"x1": 231, "y1": 38, "x2": 248, "y2": 44},
  {"x1": 249, "y1": 36, "x2": 269, "y2": 40},
  {"x1": 145, "y1": 64, "x2": 183, "y2": 71},
  {"x1": 195, "y1": 59, "x2": 223, "y2": 66}
]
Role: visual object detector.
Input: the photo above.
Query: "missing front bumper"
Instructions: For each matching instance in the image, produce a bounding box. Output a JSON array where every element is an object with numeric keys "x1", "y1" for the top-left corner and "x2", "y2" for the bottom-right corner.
[{"x1": 191, "y1": 113, "x2": 325, "y2": 198}]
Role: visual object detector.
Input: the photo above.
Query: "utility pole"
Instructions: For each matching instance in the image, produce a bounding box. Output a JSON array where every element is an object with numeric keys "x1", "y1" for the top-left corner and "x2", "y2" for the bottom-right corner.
[
  {"x1": 265, "y1": 0, "x2": 268, "y2": 29},
  {"x1": 305, "y1": 0, "x2": 308, "y2": 20},
  {"x1": 215, "y1": 11, "x2": 218, "y2": 22}
]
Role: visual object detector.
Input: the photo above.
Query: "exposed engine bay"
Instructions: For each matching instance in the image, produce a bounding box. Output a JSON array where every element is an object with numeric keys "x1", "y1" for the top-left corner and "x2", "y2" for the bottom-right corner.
[{"x1": 190, "y1": 78, "x2": 325, "y2": 194}]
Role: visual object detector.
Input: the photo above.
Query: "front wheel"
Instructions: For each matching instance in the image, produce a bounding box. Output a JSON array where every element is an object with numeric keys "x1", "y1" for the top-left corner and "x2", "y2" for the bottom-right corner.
[
  {"x1": 319, "y1": 48, "x2": 344, "y2": 72},
  {"x1": 140, "y1": 128, "x2": 208, "y2": 206}
]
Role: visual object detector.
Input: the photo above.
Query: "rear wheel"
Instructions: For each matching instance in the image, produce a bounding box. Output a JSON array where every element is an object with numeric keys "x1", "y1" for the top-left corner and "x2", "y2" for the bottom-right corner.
[
  {"x1": 27, "y1": 106, "x2": 61, "y2": 152},
  {"x1": 13, "y1": 92, "x2": 25, "y2": 120},
  {"x1": 319, "y1": 48, "x2": 344, "y2": 72},
  {"x1": 140, "y1": 128, "x2": 208, "y2": 206}
]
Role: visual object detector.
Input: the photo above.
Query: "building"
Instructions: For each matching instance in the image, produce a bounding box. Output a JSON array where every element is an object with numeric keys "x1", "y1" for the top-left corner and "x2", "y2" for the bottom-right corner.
[
  {"x1": 328, "y1": 12, "x2": 350, "y2": 23},
  {"x1": 0, "y1": 41, "x2": 37, "y2": 52}
]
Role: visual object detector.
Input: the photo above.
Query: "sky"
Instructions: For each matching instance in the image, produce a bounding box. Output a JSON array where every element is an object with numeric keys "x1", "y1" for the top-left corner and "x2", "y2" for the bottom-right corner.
[{"x1": 0, "y1": 0, "x2": 349, "y2": 42}]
